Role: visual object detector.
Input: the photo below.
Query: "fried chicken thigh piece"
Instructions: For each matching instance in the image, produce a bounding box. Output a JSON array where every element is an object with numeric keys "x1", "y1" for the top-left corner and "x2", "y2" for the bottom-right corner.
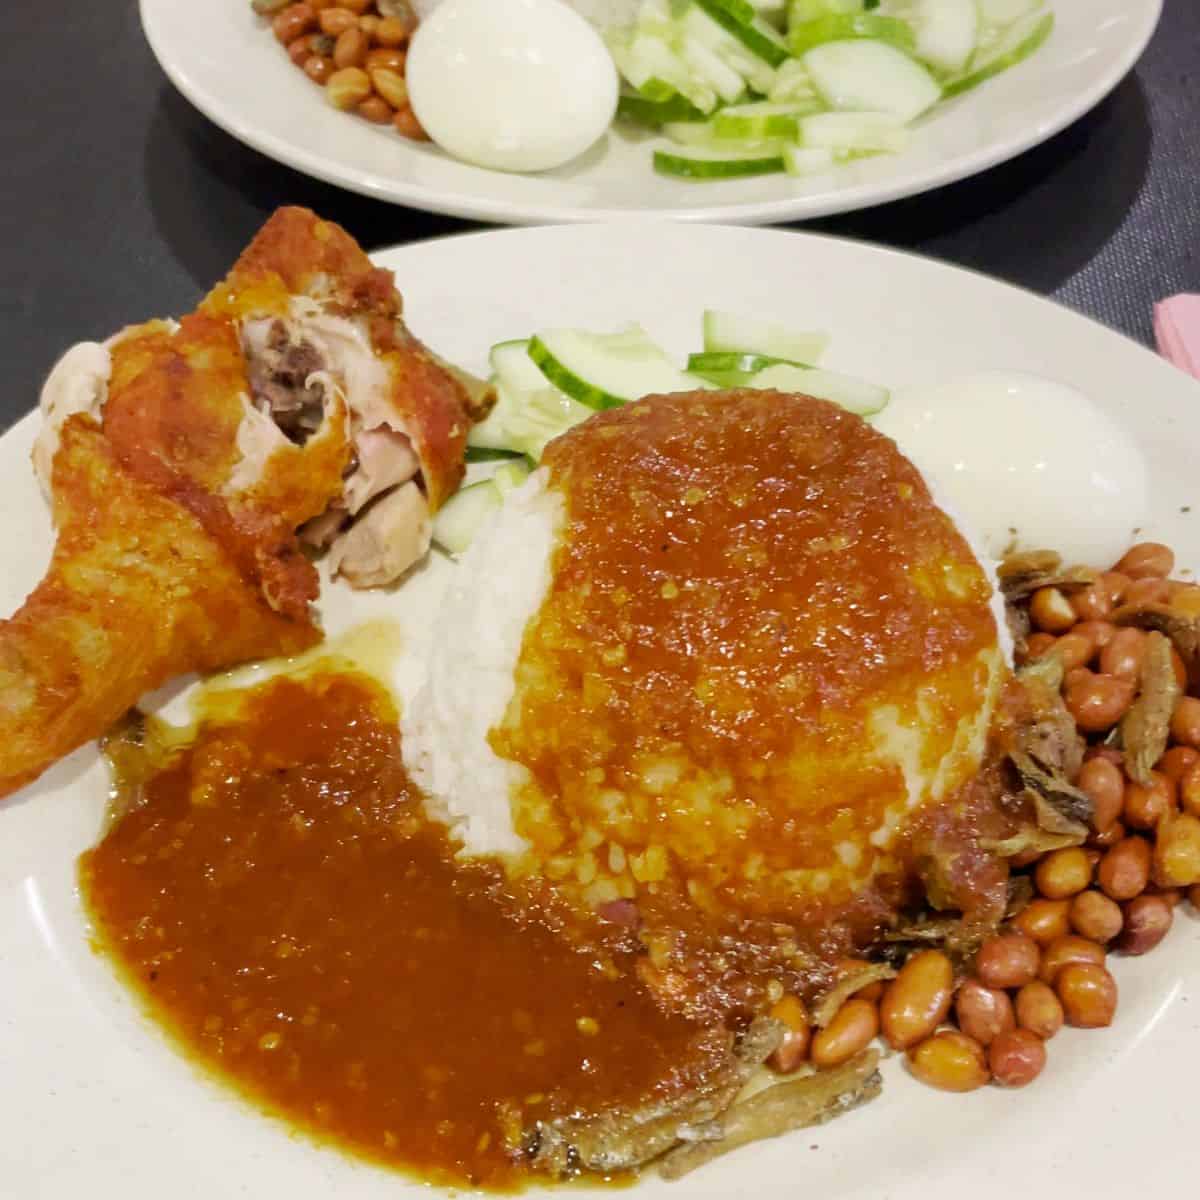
[{"x1": 0, "y1": 419, "x2": 321, "y2": 799}]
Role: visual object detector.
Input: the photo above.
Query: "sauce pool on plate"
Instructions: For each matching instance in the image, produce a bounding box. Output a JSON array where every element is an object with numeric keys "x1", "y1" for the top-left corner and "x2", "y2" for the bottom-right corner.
[{"x1": 80, "y1": 670, "x2": 717, "y2": 1189}]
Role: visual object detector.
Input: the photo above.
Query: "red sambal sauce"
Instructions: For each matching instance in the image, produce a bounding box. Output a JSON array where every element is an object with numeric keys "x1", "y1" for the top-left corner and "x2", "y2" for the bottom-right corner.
[{"x1": 80, "y1": 671, "x2": 717, "y2": 1189}]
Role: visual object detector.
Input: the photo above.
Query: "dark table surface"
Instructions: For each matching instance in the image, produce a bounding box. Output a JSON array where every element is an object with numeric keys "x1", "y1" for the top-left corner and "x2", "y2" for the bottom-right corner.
[{"x1": 3, "y1": 2, "x2": 1198, "y2": 437}]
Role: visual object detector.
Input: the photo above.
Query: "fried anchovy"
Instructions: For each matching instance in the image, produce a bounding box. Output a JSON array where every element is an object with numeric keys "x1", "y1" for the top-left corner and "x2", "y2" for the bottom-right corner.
[
  {"x1": 524, "y1": 1017, "x2": 784, "y2": 1176},
  {"x1": 999, "y1": 551, "x2": 1097, "y2": 600},
  {"x1": 657, "y1": 1050, "x2": 883, "y2": 1181},
  {"x1": 1008, "y1": 747, "x2": 1091, "y2": 837},
  {"x1": 1120, "y1": 631, "x2": 1181, "y2": 786},
  {"x1": 1113, "y1": 602, "x2": 1200, "y2": 689}
]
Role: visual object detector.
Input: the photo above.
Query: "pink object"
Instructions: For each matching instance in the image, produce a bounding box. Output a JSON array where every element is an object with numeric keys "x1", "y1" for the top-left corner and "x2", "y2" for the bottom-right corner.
[{"x1": 1154, "y1": 294, "x2": 1200, "y2": 379}]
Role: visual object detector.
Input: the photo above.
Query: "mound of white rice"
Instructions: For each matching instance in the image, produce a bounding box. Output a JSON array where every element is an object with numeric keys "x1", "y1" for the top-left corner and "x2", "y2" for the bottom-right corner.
[{"x1": 401, "y1": 470, "x2": 563, "y2": 856}]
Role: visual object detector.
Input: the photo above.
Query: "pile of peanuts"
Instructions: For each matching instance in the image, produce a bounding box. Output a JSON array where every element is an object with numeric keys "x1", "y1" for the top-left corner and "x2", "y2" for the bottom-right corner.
[
  {"x1": 254, "y1": 0, "x2": 428, "y2": 140},
  {"x1": 766, "y1": 542, "x2": 1200, "y2": 1092}
]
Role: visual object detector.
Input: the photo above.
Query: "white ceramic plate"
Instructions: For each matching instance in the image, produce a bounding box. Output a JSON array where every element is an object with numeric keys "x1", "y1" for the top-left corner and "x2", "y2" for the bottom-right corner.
[
  {"x1": 2, "y1": 223, "x2": 1198, "y2": 1198},
  {"x1": 139, "y1": 0, "x2": 1162, "y2": 225}
]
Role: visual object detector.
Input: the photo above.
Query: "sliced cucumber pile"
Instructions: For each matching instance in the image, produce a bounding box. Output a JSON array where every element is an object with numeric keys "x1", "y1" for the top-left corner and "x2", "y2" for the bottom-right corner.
[
  {"x1": 608, "y1": 0, "x2": 1055, "y2": 180},
  {"x1": 443, "y1": 310, "x2": 892, "y2": 555}
]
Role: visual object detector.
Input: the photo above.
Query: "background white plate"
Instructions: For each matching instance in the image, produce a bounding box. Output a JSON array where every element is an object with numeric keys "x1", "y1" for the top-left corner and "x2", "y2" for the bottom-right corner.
[
  {"x1": 1, "y1": 223, "x2": 1198, "y2": 1198},
  {"x1": 139, "y1": 0, "x2": 1163, "y2": 225}
]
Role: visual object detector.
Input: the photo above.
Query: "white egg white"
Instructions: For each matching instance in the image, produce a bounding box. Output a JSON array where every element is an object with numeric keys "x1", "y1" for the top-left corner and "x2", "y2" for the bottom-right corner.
[
  {"x1": 406, "y1": 0, "x2": 619, "y2": 174},
  {"x1": 875, "y1": 370, "x2": 1149, "y2": 568}
]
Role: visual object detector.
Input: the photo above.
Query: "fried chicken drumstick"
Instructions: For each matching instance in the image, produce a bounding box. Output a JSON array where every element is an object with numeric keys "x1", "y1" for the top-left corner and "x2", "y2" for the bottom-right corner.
[{"x1": 0, "y1": 208, "x2": 478, "y2": 799}]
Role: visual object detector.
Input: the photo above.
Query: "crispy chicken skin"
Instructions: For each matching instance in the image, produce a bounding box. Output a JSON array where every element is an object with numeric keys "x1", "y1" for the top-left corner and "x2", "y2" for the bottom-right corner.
[
  {"x1": 0, "y1": 207, "x2": 474, "y2": 800},
  {"x1": 0, "y1": 420, "x2": 321, "y2": 798}
]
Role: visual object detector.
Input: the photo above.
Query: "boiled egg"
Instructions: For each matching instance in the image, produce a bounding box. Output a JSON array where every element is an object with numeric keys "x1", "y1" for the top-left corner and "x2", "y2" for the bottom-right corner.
[
  {"x1": 875, "y1": 370, "x2": 1149, "y2": 567},
  {"x1": 406, "y1": 0, "x2": 619, "y2": 173}
]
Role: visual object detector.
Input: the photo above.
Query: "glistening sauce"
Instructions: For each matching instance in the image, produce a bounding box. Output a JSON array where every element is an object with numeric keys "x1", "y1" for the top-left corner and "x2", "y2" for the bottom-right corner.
[{"x1": 81, "y1": 671, "x2": 717, "y2": 1189}]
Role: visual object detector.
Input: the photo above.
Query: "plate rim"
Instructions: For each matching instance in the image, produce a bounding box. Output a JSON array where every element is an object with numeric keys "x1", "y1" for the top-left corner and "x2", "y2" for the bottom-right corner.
[{"x1": 138, "y1": 0, "x2": 1164, "y2": 226}]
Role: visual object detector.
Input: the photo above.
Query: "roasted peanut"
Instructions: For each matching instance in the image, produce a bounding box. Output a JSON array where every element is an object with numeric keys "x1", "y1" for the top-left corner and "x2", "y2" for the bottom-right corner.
[
  {"x1": 370, "y1": 66, "x2": 408, "y2": 110},
  {"x1": 1070, "y1": 584, "x2": 1112, "y2": 622},
  {"x1": 768, "y1": 995, "x2": 810, "y2": 1073},
  {"x1": 367, "y1": 46, "x2": 407, "y2": 71},
  {"x1": 1098, "y1": 571, "x2": 1132, "y2": 604},
  {"x1": 810, "y1": 998, "x2": 878, "y2": 1068},
  {"x1": 907, "y1": 1031, "x2": 989, "y2": 1092},
  {"x1": 1125, "y1": 577, "x2": 1172, "y2": 605},
  {"x1": 1115, "y1": 542, "x2": 1174, "y2": 580},
  {"x1": 880, "y1": 950, "x2": 954, "y2": 1050},
  {"x1": 318, "y1": 6, "x2": 358, "y2": 35},
  {"x1": 1065, "y1": 673, "x2": 1134, "y2": 732},
  {"x1": 1189, "y1": 884, "x2": 1200, "y2": 908},
  {"x1": 1038, "y1": 935, "x2": 1106, "y2": 984},
  {"x1": 287, "y1": 34, "x2": 315, "y2": 66},
  {"x1": 1097, "y1": 835, "x2": 1152, "y2": 900},
  {"x1": 1057, "y1": 962, "x2": 1118, "y2": 1027},
  {"x1": 1035, "y1": 847, "x2": 1094, "y2": 900},
  {"x1": 326, "y1": 66, "x2": 371, "y2": 109},
  {"x1": 393, "y1": 104, "x2": 428, "y2": 139},
  {"x1": 1030, "y1": 586, "x2": 1077, "y2": 634},
  {"x1": 357, "y1": 95, "x2": 394, "y2": 123},
  {"x1": 1152, "y1": 813, "x2": 1200, "y2": 888},
  {"x1": 303, "y1": 53, "x2": 333, "y2": 83},
  {"x1": 1015, "y1": 980, "x2": 1064, "y2": 1039},
  {"x1": 1117, "y1": 893, "x2": 1173, "y2": 955},
  {"x1": 273, "y1": 3, "x2": 316, "y2": 44},
  {"x1": 1013, "y1": 898, "x2": 1071, "y2": 946},
  {"x1": 1078, "y1": 757, "x2": 1125, "y2": 831},
  {"x1": 988, "y1": 1028, "x2": 1046, "y2": 1087},
  {"x1": 1089, "y1": 819, "x2": 1126, "y2": 849},
  {"x1": 1055, "y1": 631, "x2": 1097, "y2": 672},
  {"x1": 1022, "y1": 632, "x2": 1057, "y2": 661},
  {"x1": 1069, "y1": 889, "x2": 1124, "y2": 942},
  {"x1": 376, "y1": 15, "x2": 412, "y2": 46},
  {"x1": 975, "y1": 932, "x2": 1041, "y2": 989},
  {"x1": 333, "y1": 26, "x2": 368, "y2": 68},
  {"x1": 1180, "y1": 760, "x2": 1200, "y2": 819},
  {"x1": 358, "y1": 13, "x2": 381, "y2": 36},
  {"x1": 1158, "y1": 745, "x2": 1200, "y2": 784},
  {"x1": 1123, "y1": 772, "x2": 1175, "y2": 832},
  {"x1": 954, "y1": 979, "x2": 1014, "y2": 1046},
  {"x1": 1099, "y1": 628, "x2": 1147, "y2": 682},
  {"x1": 1074, "y1": 619, "x2": 1116, "y2": 650},
  {"x1": 1169, "y1": 696, "x2": 1200, "y2": 749}
]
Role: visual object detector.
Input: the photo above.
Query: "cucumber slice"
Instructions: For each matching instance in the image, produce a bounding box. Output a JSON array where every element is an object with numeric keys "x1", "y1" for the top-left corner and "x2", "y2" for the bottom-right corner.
[
  {"x1": 489, "y1": 339, "x2": 548, "y2": 394},
  {"x1": 663, "y1": 120, "x2": 786, "y2": 150},
  {"x1": 751, "y1": 363, "x2": 889, "y2": 415},
  {"x1": 697, "y1": 0, "x2": 759, "y2": 25},
  {"x1": 468, "y1": 383, "x2": 590, "y2": 460},
  {"x1": 617, "y1": 90, "x2": 708, "y2": 127},
  {"x1": 491, "y1": 460, "x2": 532, "y2": 496},
  {"x1": 610, "y1": 30, "x2": 719, "y2": 113},
  {"x1": 465, "y1": 446, "x2": 526, "y2": 464},
  {"x1": 432, "y1": 480, "x2": 501, "y2": 557},
  {"x1": 804, "y1": 39, "x2": 941, "y2": 122},
  {"x1": 528, "y1": 327, "x2": 705, "y2": 409},
  {"x1": 702, "y1": 311, "x2": 830, "y2": 363},
  {"x1": 943, "y1": 9, "x2": 1053, "y2": 96},
  {"x1": 688, "y1": 350, "x2": 813, "y2": 386},
  {"x1": 789, "y1": 0, "x2": 863, "y2": 21},
  {"x1": 679, "y1": 36, "x2": 749, "y2": 103},
  {"x1": 910, "y1": 0, "x2": 978, "y2": 75},
  {"x1": 782, "y1": 143, "x2": 838, "y2": 175},
  {"x1": 799, "y1": 110, "x2": 909, "y2": 153},
  {"x1": 788, "y1": 13, "x2": 916, "y2": 55},
  {"x1": 692, "y1": 0, "x2": 792, "y2": 67},
  {"x1": 767, "y1": 57, "x2": 819, "y2": 103},
  {"x1": 681, "y1": 5, "x2": 779, "y2": 94},
  {"x1": 713, "y1": 100, "x2": 815, "y2": 139},
  {"x1": 653, "y1": 145, "x2": 786, "y2": 178}
]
